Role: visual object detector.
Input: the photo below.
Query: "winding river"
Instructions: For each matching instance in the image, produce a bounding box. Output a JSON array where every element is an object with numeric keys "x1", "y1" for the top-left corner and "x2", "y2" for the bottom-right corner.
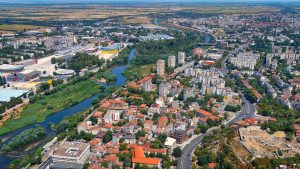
[{"x1": 0, "y1": 48, "x2": 135, "y2": 169}]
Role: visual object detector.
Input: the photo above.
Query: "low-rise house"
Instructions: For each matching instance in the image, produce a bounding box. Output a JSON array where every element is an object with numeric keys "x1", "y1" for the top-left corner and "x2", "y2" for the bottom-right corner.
[
  {"x1": 196, "y1": 109, "x2": 218, "y2": 121},
  {"x1": 101, "y1": 99, "x2": 128, "y2": 110},
  {"x1": 77, "y1": 121, "x2": 93, "y2": 133},
  {"x1": 158, "y1": 116, "x2": 168, "y2": 129},
  {"x1": 169, "y1": 130, "x2": 186, "y2": 144},
  {"x1": 103, "y1": 110, "x2": 122, "y2": 124},
  {"x1": 144, "y1": 120, "x2": 154, "y2": 131},
  {"x1": 123, "y1": 135, "x2": 136, "y2": 144},
  {"x1": 131, "y1": 145, "x2": 161, "y2": 168},
  {"x1": 164, "y1": 137, "x2": 176, "y2": 150}
]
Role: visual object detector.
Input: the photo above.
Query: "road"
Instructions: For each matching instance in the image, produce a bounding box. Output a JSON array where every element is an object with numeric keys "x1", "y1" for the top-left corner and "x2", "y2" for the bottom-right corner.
[
  {"x1": 36, "y1": 156, "x2": 52, "y2": 169},
  {"x1": 177, "y1": 49, "x2": 256, "y2": 169},
  {"x1": 221, "y1": 55, "x2": 229, "y2": 74},
  {"x1": 177, "y1": 134, "x2": 206, "y2": 169},
  {"x1": 226, "y1": 94, "x2": 256, "y2": 125},
  {"x1": 177, "y1": 95, "x2": 256, "y2": 169}
]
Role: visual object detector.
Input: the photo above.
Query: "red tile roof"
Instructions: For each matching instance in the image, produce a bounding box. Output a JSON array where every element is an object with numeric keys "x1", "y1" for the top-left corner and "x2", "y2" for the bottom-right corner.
[
  {"x1": 136, "y1": 113, "x2": 145, "y2": 118},
  {"x1": 88, "y1": 164, "x2": 101, "y2": 169},
  {"x1": 93, "y1": 111, "x2": 104, "y2": 118},
  {"x1": 252, "y1": 90, "x2": 263, "y2": 100},
  {"x1": 89, "y1": 138, "x2": 101, "y2": 146},
  {"x1": 139, "y1": 104, "x2": 147, "y2": 109},
  {"x1": 103, "y1": 123, "x2": 112, "y2": 128},
  {"x1": 208, "y1": 162, "x2": 216, "y2": 169},
  {"x1": 104, "y1": 154, "x2": 118, "y2": 162},
  {"x1": 158, "y1": 116, "x2": 168, "y2": 128},
  {"x1": 131, "y1": 145, "x2": 160, "y2": 165},
  {"x1": 128, "y1": 82, "x2": 142, "y2": 89},
  {"x1": 138, "y1": 74, "x2": 155, "y2": 84},
  {"x1": 197, "y1": 109, "x2": 217, "y2": 120},
  {"x1": 199, "y1": 117, "x2": 208, "y2": 123}
]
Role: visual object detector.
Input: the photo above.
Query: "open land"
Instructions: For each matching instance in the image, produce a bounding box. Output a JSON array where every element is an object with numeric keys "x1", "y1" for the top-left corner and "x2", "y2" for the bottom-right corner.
[
  {"x1": 0, "y1": 24, "x2": 46, "y2": 32},
  {"x1": 0, "y1": 5, "x2": 281, "y2": 22}
]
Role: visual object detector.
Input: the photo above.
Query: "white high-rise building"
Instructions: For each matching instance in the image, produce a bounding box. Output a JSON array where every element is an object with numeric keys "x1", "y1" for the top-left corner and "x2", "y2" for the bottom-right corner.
[
  {"x1": 157, "y1": 60, "x2": 165, "y2": 76},
  {"x1": 159, "y1": 82, "x2": 171, "y2": 97},
  {"x1": 168, "y1": 55, "x2": 176, "y2": 67},
  {"x1": 178, "y1": 52, "x2": 185, "y2": 64},
  {"x1": 143, "y1": 80, "x2": 153, "y2": 92}
]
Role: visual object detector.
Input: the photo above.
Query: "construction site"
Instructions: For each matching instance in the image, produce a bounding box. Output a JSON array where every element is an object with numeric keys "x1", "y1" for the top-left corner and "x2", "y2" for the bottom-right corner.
[{"x1": 239, "y1": 126, "x2": 300, "y2": 158}]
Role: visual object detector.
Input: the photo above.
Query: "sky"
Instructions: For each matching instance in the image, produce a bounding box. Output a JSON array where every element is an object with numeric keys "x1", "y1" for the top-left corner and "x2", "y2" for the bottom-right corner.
[{"x1": 0, "y1": 0, "x2": 299, "y2": 4}]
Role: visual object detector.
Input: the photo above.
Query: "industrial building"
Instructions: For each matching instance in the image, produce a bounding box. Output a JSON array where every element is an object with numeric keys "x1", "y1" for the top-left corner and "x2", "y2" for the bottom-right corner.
[
  {"x1": 0, "y1": 64, "x2": 25, "y2": 73},
  {"x1": 6, "y1": 70, "x2": 40, "y2": 82},
  {"x1": 0, "y1": 88, "x2": 29, "y2": 103}
]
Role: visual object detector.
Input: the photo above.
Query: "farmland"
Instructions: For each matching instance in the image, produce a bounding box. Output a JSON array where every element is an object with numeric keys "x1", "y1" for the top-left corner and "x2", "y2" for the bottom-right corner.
[{"x1": 0, "y1": 24, "x2": 46, "y2": 32}]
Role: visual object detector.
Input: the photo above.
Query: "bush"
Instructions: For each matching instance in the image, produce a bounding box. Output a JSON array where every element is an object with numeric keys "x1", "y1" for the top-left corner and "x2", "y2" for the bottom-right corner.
[{"x1": 1, "y1": 126, "x2": 45, "y2": 152}]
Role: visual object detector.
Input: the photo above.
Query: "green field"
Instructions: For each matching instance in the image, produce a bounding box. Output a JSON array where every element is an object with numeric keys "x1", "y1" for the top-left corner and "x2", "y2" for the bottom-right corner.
[
  {"x1": 0, "y1": 80, "x2": 100, "y2": 136},
  {"x1": 123, "y1": 64, "x2": 154, "y2": 81},
  {"x1": 0, "y1": 24, "x2": 45, "y2": 32}
]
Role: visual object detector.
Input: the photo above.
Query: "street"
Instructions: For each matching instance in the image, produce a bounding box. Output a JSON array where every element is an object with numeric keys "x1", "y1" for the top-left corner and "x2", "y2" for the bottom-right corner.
[{"x1": 177, "y1": 52, "x2": 256, "y2": 169}]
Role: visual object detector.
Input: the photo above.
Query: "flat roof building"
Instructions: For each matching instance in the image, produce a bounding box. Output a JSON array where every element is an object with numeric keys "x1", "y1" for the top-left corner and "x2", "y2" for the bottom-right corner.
[
  {"x1": 0, "y1": 88, "x2": 29, "y2": 102},
  {"x1": 51, "y1": 141, "x2": 90, "y2": 164},
  {"x1": 0, "y1": 64, "x2": 25, "y2": 73}
]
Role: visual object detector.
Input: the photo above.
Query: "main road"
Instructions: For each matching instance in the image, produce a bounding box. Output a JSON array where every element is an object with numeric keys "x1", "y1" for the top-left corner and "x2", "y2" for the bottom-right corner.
[
  {"x1": 177, "y1": 95, "x2": 256, "y2": 169},
  {"x1": 177, "y1": 51, "x2": 256, "y2": 169}
]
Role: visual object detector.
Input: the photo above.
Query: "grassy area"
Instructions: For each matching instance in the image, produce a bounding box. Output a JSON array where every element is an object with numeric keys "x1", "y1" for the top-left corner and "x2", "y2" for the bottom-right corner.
[
  {"x1": 0, "y1": 80, "x2": 100, "y2": 136},
  {"x1": 0, "y1": 24, "x2": 45, "y2": 32},
  {"x1": 123, "y1": 64, "x2": 154, "y2": 81}
]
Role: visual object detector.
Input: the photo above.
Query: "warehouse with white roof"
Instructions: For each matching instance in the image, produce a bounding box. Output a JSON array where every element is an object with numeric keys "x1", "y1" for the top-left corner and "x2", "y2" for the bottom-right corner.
[{"x1": 0, "y1": 88, "x2": 29, "y2": 103}]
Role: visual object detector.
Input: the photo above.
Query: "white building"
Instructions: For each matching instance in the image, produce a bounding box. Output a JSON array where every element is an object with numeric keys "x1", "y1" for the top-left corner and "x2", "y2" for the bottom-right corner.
[
  {"x1": 159, "y1": 82, "x2": 171, "y2": 97},
  {"x1": 229, "y1": 52, "x2": 259, "y2": 70},
  {"x1": 51, "y1": 141, "x2": 90, "y2": 164},
  {"x1": 178, "y1": 52, "x2": 185, "y2": 64},
  {"x1": 168, "y1": 55, "x2": 176, "y2": 68},
  {"x1": 164, "y1": 137, "x2": 176, "y2": 150},
  {"x1": 103, "y1": 110, "x2": 121, "y2": 124},
  {"x1": 143, "y1": 80, "x2": 153, "y2": 92},
  {"x1": 157, "y1": 60, "x2": 165, "y2": 76}
]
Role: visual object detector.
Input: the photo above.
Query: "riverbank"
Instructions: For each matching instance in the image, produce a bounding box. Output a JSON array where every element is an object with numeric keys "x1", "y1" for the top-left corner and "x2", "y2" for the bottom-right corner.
[
  {"x1": 0, "y1": 48, "x2": 136, "y2": 169},
  {"x1": 0, "y1": 80, "x2": 101, "y2": 136}
]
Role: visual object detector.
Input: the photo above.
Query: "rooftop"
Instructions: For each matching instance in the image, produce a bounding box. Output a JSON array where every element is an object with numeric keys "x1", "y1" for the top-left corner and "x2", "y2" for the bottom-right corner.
[
  {"x1": 0, "y1": 88, "x2": 29, "y2": 102},
  {"x1": 0, "y1": 64, "x2": 24, "y2": 71},
  {"x1": 52, "y1": 141, "x2": 90, "y2": 158},
  {"x1": 131, "y1": 145, "x2": 160, "y2": 165}
]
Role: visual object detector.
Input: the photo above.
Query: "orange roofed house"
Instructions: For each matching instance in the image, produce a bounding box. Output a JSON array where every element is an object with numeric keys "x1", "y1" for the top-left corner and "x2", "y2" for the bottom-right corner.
[
  {"x1": 101, "y1": 99, "x2": 128, "y2": 110},
  {"x1": 196, "y1": 109, "x2": 218, "y2": 121},
  {"x1": 132, "y1": 145, "x2": 161, "y2": 168}
]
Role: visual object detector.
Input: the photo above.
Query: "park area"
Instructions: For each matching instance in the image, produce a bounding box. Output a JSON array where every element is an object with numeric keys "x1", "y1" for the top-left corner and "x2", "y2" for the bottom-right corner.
[{"x1": 0, "y1": 80, "x2": 100, "y2": 136}]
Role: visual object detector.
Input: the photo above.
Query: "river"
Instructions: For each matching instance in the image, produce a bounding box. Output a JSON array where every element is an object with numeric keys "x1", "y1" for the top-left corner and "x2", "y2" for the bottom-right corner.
[{"x1": 0, "y1": 48, "x2": 135, "y2": 169}]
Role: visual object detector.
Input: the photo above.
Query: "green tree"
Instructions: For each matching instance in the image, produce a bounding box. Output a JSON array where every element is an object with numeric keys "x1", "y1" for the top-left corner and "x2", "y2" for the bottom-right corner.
[
  {"x1": 172, "y1": 147, "x2": 182, "y2": 158},
  {"x1": 103, "y1": 131, "x2": 113, "y2": 144}
]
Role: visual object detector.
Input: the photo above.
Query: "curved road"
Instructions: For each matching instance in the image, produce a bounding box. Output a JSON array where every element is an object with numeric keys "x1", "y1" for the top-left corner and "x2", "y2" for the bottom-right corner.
[{"x1": 177, "y1": 53, "x2": 256, "y2": 169}]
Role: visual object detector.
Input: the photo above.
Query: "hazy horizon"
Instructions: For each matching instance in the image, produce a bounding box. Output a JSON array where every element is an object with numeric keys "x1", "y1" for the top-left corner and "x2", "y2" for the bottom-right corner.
[{"x1": 0, "y1": 0, "x2": 299, "y2": 5}]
